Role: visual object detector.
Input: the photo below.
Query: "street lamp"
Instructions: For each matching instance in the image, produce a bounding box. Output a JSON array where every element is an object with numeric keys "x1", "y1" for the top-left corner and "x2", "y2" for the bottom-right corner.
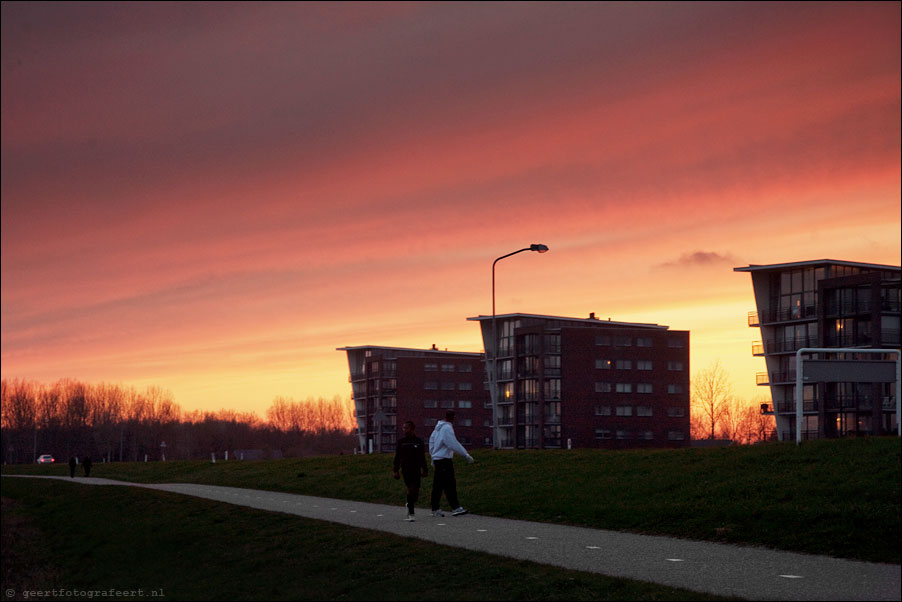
[{"x1": 490, "y1": 244, "x2": 549, "y2": 449}]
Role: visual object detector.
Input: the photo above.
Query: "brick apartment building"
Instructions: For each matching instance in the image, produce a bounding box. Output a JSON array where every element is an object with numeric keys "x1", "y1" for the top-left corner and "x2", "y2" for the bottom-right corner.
[
  {"x1": 339, "y1": 314, "x2": 691, "y2": 453},
  {"x1": 336, "y1": 345, "x2": 490, "y2": 453},
  {"x1": 467, "y1": 313, "x2": 691, "y2": 449},
  {"x1": 735, "y1": 259, "x2": 901, "y2": 440}
]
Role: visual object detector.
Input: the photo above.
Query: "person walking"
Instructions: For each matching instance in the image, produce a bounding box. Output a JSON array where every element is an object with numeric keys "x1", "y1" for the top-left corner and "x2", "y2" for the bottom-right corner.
[
  {"x1": 68, "y1": 456, "x2": 76, "y2": 478},
  {"x1": 393, "y1": 421, "x2": 428, "y2": 522},
  {"x1": 428, "y1": 410, "x2": 474, "y2": 517}
]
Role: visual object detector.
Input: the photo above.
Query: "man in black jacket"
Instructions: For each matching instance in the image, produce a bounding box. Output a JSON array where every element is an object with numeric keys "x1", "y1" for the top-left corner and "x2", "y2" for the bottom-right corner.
[{"x1": 393, "y1": 421, "x2": 428, "y2": 521}]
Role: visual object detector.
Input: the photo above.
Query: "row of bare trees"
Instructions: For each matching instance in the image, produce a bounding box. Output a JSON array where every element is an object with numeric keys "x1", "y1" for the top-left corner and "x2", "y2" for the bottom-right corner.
[
  {"x1": 1, "y1": 378, "x2": 356, "y2": 463},
  {"x1": 690, "y1": 360, "x2": 776, "y2": 444}
]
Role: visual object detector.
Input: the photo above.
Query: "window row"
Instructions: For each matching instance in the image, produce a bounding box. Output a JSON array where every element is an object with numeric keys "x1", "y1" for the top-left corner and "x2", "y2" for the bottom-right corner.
[
  {"x1": 596, "y1": 359, "x2": 684, "y2": 371},
  {"x1": 423, "y1": 400, "x2": 474, "y2": 409},
  {"x1": 595, "y1": 383, "x2": 685, "y2": 393},
  {"x1": 595, "y1": 335, "x2": 685, "y2": 348},
  {"x1": 424, "y1": 381, "x2": 474, "y2": 390},
  {"x1": 594, "y1": 405, "x2": 686, "y2": 417},
  {"x1": 424, "y1": 363, "x2": 474, "y2": 372}
]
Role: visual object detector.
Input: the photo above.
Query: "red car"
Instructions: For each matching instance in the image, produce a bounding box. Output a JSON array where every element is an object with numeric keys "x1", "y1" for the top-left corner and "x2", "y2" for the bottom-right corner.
[{"x1": 37, "y1": 454, "x2": 55, "y2": 464}]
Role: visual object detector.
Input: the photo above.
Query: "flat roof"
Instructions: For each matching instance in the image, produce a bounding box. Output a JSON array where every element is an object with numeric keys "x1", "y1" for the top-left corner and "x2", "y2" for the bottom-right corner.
[
  {"x1": 466, "y1": 312, "x2": 669, "y2": 330},
  {"x1": 336, "y1": 345, "x2": 483, "y2": 357},
  {"x1": 734, "y1": 259, "x2": 900, "y2": 273}
]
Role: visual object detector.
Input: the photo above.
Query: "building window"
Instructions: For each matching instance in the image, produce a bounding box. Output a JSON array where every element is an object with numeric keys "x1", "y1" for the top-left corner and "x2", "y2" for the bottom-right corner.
[
  {"x1": 596, "y1": 359, "x2": 612, "y2": 370},
  {"x1": 425, "y1": 381, "x2": 438, "y2": 390},
  {"x1": 424, "y1": 400, "x2": 438, "y2": 408},
  {"x1": 668, "y1": 361, "x2": 683, "y2": 371},
  {"x1": 442, "y1": 364, "x2": 455, "y2": 372},
  {"x1": 616, "y1": 336, "x2": 632, "y2": 347},
  {"x1": 616, "y1": 383, "x2": 632, "y2": 393},
  {"x1": 595, "y1": 405, "x2": 612, "y2": 416},
  {"x1": 616, "y1": 359, "x2": 632, "y2": 370},
  {"x1": 442, "y1": 382, "x2": 455, "y2": 391},
  {"x1": 668, "y1": 430, "x2": 685, "y2": 440},
  {"x1": 460, "y1": 418, "x2": 473, "y2": 427},
  {"x1": 667, "y1": 407, "x2": 685, "y2": 417},
  {"x1": 458, "y1": 400, "x2": 472, "y2": 409},
  {"x1": 425, "y1": 363, "x2": 437, "y2": 372},
  {"x1": 544, "y1": 379, "x2": 561, "y2": 401},
  {"x1": 595, "y1": 428, "x2": 612, "y2": 440},
  {"x1": 616, "y1": 406, "x2": 633, "y2": 416},
  {"x1": 667, "y1": 384, "x2": 683, "y2": 394},
  {"x1": 668, "y1": 339, "x2": 684, "y2": 348},
  {"x1": 596, "y1": 382, "x2": 612, "y2": 393},
  {"x1": 640, "y1": 430, "x2": 654, "y2": 440},
  {"x1": 596, "y1": 335, "x2": 611, "y2": 346},
  {"x1": 636, "y1": 337, "x2": 653, "y2": 348},
  {"x1": 459, "y1": 382, "x2": 473, "y2": 391},
  {"x1": 637, "y1": 360, "x2": 653, "y2": 370},
  {"x1": 459, "y1": 364, "x2": 473, "y2": 372},
  {"x1": 637, "y1": 406, "x2": 653, "y2": 416},
  {"x1": 424, "y1": 418, "x2": 437, "y2": 427},
  {"x1": 637, "y1": 383, "x2": 653, "y2": 394},
  {"x1": 616, "y1": 429, "x2": 632, "y2": 440},
  {"x1": 441, "y1": 400, "x2": 455, "y2": 409}
]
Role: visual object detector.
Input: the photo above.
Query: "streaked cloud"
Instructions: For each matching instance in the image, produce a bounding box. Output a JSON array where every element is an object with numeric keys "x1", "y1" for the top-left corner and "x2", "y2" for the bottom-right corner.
[
  {"x1": 2, "y1": 2, "x2": 899, "y2": 414},
  {"x1": 656, "y1": 252, "x2": 740, "y2": 271}
]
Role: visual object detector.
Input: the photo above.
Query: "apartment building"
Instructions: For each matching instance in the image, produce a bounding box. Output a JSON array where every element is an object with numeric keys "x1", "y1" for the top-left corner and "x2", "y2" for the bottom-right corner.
[
  {"x1": 337, "y1": 345, "x2": 490, "y2": 453},
  {"x1": 734, "y1": 259, "x2": 901, "y2": 440},
  {"x1": 467, "y1": 313, "x2": 691, "y2": 449}
]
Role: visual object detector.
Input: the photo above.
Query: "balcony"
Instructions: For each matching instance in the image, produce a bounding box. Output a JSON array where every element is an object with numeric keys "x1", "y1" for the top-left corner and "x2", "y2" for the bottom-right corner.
[
  {"x1": 752, "y1": 341, "x2": 764, "y2": 356},
  {"x1": 748, "y1": 311, "x2": 759, "y2": 327},
  {"x1": 824, "y1": 394, "x2": 875, "y2": 411},
  {"x1": 775, "y1": 400, "x2": 819, "y2": 413},
  {"x1": 756, "y1": 306, "x2": 817, "y2": 324},
  {"x1": 761, "y1": 336, "x2": 820, "y2": 354}
]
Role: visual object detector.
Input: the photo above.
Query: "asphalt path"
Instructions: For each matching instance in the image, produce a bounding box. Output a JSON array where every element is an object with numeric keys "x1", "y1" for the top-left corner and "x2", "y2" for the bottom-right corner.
[{"x1": 4, "y1": 475, "x2": 900, "y2": 601}]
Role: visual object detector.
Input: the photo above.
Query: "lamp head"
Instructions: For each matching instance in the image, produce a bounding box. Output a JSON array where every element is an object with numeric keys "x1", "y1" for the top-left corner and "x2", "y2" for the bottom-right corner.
[{"x1": 530, "y1": 244, "x2": 549, "y2": 253}]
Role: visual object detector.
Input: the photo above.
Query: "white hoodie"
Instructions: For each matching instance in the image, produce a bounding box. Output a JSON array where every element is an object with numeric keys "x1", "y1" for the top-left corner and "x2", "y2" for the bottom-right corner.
[{"x1": 429, "y1": 420, "x2": 474, "y2": 462}]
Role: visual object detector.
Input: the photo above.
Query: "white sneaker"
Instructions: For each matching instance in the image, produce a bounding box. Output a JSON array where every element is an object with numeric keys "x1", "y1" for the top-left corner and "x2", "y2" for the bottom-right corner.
[
  {"x1": 451, "y1": 507, "x2": 468, "y2": 516},
  {"x1": 405, "y1": 514, "x2": 416, "y2": 522},
  {"x1": 432, "y1": 509, "x2": 445, "y2": 517}
]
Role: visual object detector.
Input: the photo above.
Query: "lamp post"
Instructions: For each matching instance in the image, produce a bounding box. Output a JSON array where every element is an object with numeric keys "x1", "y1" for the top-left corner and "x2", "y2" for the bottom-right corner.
[{"x1": 491, "y1": 244, "x2": 549, "y2": 449}]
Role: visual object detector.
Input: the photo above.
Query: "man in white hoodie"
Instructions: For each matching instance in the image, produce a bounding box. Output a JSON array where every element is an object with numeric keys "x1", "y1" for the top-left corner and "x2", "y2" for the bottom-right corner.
[{"x1": 428, "y1": 410, "x2": 474, "y2": 517}]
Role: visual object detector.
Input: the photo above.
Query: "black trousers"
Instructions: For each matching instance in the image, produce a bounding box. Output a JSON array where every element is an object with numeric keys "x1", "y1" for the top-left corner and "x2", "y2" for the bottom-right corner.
[{"x1": 430, "y1": 458, "x2": 460, "y2": 510}]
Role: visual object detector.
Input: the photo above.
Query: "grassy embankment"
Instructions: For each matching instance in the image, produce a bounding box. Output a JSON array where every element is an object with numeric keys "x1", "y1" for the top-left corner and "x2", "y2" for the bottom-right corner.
[
  {"x1": 5, "y1": 437, "x2": 897, "y2": 563},
  {"x1": 2, "y1": 437, "x2": 898, "y2": 600},
  {"x1": 2, "y1": 479, "x2": 730, "y2": 601}
]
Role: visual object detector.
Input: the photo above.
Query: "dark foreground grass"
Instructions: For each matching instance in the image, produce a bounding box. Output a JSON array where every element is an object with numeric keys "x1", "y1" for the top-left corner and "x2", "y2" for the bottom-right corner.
[
  {"x1": 0, "y1": 478, "x2": 732, "y2": 601},
  {"x1": 5, "y1": 437, "x2": 900, "y2": 563}
]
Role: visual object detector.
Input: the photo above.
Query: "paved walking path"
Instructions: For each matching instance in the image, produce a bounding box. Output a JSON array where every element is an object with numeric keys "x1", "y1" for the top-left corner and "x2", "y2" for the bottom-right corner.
[{"x1": 4, "y1": 475, "x2": 899, "y2": 601}]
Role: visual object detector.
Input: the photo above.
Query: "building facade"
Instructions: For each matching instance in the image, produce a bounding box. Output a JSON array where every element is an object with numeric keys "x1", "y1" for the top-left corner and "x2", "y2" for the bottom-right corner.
[
  {"x1": 467, "y1": 313, "x2": 691, "y2": 449},
  {"x1": 734, "y1": 259, "x2": 901, "y2": 440},
  {"x1": 337, "y1": 345, "x2": 490, "y2": 453}
]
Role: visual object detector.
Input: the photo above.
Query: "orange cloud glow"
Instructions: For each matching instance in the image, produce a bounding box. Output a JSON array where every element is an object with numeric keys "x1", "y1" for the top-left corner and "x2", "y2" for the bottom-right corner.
[{"x1": 2, "y1": 2, "x2": 899, "y2": 415}]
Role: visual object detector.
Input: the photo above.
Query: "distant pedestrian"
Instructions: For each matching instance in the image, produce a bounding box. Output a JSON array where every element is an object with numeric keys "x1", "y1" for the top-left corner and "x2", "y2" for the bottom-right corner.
[
  {"x1": 393, "y1": 421, "x2": 428, "y2": 522},
  {"x1": 428, "y1": 411, "x2": 474, "y2": 517},
  {"x1": 82, "y1": 456, "x2": 92, "y2": 477},
  {"x1": 68, "y1": 457, "x2": 76, "y2": 478}
]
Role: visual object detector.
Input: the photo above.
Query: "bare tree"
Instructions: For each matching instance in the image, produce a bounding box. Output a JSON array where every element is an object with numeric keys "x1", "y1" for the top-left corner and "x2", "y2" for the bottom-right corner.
[{"x1": 691, "y1": 360, "x2": 733, "y2": 440}]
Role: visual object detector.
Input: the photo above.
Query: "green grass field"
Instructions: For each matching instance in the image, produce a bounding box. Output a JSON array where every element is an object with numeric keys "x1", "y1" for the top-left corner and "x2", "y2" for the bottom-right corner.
[
  {"x1": 1, "y1": 478, "x2": 732, "y2": 601},
  {"x1": 2, "y1": 437, "x2": 899, "y2": 600},
  {"x1": 6, "y1": 437, "x2": 898, "y2": 563}
]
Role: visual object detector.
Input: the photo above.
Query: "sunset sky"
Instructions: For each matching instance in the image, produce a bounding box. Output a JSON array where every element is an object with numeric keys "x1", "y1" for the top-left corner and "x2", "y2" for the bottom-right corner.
[{"x1": 2, "y1": 2, "x2": 900, "y2": 416}]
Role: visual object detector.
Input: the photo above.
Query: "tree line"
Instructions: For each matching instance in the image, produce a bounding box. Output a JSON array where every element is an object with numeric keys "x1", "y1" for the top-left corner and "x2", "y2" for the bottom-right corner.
[
  {"x1": 1, "y1": 378, "x2": 356, "y2": 463},
  {"x1": 690, "y1": 360, "x2": 776, "y2": 444}
]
